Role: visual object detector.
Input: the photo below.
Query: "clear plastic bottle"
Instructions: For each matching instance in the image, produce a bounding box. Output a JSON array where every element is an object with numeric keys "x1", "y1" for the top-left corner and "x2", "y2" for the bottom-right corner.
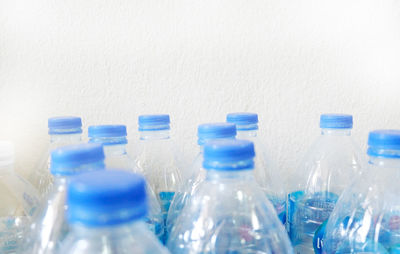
[
  {"x1": 135, "y1": 114, "x2": 182, "y2": 243},
  {"x1": 287, "y1": 114, "x2": 362, "y2": 254},
  {"x1": 0, "y1": 141, "x2": 40, "y2": 254},
  {"x1": 167, "y1": 139, "x2": 294, "y2": 254},
  {"x1": 167, "y1": 123, "x2": 236, "y2": 234},
  {"x1": 227, "y1": 112, "x2": 287, "y2": 223},
  {"x1": 59, "y1": 170, "x2": 170, "y2": 254},
  {"x1": 19, "y1": 143, "x2": 105, "y2": 254},
  {"x1": 88, "y1": 125, "x2": 137, "y2": 170},
  {"x1": 28, "y1": 116, "x2": 83, "y2": 198},
  {"x1": 88, "y1": 124, "x2": 164, "y2": 241},
  {"x1": 321, "y1": 130, "x2": 400, "y2": 254}
]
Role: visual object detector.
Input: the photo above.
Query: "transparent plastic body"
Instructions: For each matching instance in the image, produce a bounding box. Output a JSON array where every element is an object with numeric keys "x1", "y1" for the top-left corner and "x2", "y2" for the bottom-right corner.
[
  {"x1": 168, "y1": 135, "x2": 237, "y2": 234},
  {"x1": 99, "y1": 142, "x2": 164, "y2": 242},
  {"x1": 102, "y1": 144, "x2": 139, "y2": 170},
  {"x1": 28, "y1": 132, "x2": 82, "y2": 198},
  {"x1": 0, "y1": 163, "x2": 40, "y2": 253},
  {"x1": 166, "y1": 146, "x2": 206, "y2": 234},
  {"x1": 287, "y1": 128, "x2": 362, "y2": 254},
  {"x1": 322, "y1": 155, "x2": 400, "y2": 254},
  {"x1": 135, "y1": 130, "x2": 182, "y2": 242},
  {"x1": 236, "y1": 126, "x2": 287, "y2": 223},
  {"x1": 59, "y1": 221, "x2": 170, "y2": 254},
  {"x1": 19, "y1": 161, "x2": 104, "y2": 254},
  {"x1": 167, "y1": 168, "x2": 294, "y2": 254}
]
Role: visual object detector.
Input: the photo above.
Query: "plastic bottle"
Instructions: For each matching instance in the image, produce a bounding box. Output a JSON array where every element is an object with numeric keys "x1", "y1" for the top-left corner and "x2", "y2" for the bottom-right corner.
[
  {"x1": 167, "y1": 139, "x2": 293, "y2": 254},
  {"x1": 167, "y1": 123, "x2": 236, "y2": 233},
  {"x1": 19, "y1": 143, "x2": 105, "y2": 254},
  {"x1": 135, "y1": 114, "x2": 182, "y2": 243},
  {"x1": 88, "y1": 124, "x2": 164, "y2": 241},
  {"x1": 227, "y1": 112, "x2": 287, "y2": 223},
  {"x1": 0, "y1": 141, "x2": 40, "y2": 254},
  {"x1": 88, "y1": 125, "x2": 137, "y2": 170},
  {"x1": 59, "y1": 170, "x2": 170, "y2": 254},
  {"x1": 321, "y1": 130, "x2": 400, "y2": 254},
  {"x1": 28, "y1": 116, "x2": 83, "y2": 197},
  {"x1": 287, "y1": 114, "x2": 362, "y2": 254}
]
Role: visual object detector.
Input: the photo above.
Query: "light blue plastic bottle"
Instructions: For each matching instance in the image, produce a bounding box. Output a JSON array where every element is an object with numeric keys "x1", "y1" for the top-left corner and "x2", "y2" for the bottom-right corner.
[
  {"x1": 287, "y1": 114, "x2": 363, "y2": 254},
  {"x1": 135, "y1": 114, "x2": 182, "y2": 243},
  {"x1": 28, "y1": 116, "x2": 83, "y2": 198},
  {"x1": 59, "y1": 170, "x2": 170, "y2": 254},
  {"x1": 321, "y1": 130, "x2": 400, "y2": 254},
  {"x1": 0, "y1": 141, "x2": 40, "y2": 254},
  {"x1": 227, "y1": 112, "x2": 287, "y2": 223},
  {"x1": 19, "y1": 143, "x2": 105, "y2": 254},
  {"x1": 88, "y1": 124, "x2": 164, "y2": 241},
  {"x1": 167, "y1": 139, "x2": 294, "y2": 254},
  {"x1": 166, "y1": 123, "x2": 236, "y2": 234}
]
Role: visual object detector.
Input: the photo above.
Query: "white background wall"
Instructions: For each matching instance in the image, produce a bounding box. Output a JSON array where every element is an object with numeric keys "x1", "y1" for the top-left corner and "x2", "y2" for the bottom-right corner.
[{"x1": 1, "y1": 0, "x2": 400, "y2": 179}]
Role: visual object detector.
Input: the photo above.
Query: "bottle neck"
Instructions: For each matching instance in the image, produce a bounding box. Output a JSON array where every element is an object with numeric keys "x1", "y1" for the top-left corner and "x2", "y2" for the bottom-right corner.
[
  {"x1": 70, "y1": 220, "x2": 144, "y2": 237},
  {"x1": 50, "y1": 133, "x2": 82, "y2": 143},
  {"x1": 236, "y1": 129, "x2": 258, "y2": 139},
  {"x1": 103, "y1": 144, "x2": 127, "y2": 156},
  {"x1": 198, "y1": 136, "x2": 235, "y2": 148},
  {"x1": 51, "y1": 161, "x2": 105, "y2": 176},
  {"x1": 369, "y1": 156, "x2": 400, "y2": 168},
  {"x1": 235, "y1": 123, "x2": 258, "y2": 131},
  {"x1": 321, "y1": 128, "x2": 352, "y2": 136},
  {"x1": 139, "y1": 130, "x2": 170, "y2": 140},
  {"x1": 206, "y1": 168, "x2": 255, "y2": 181},
  {"x1": 203, "y1": 157, "x2": 254, "y2": 171},
  {"x1": 89, "y1": 136, "x2": 127, "y2": 145}
]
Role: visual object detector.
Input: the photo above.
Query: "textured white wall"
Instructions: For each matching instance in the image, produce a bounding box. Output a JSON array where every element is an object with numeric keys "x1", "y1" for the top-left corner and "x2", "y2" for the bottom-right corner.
[{"x1": 1, "y1": 0, "x2": 400, "y2": 179}]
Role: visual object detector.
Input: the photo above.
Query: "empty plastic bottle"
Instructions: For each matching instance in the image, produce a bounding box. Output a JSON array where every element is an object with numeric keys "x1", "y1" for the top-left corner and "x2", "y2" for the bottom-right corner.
[
  {"x1": 167, "y1": 139, "x2": 294, "y2": 254},
  {"x1": 19, "y1": 143, "x2": 105, "y2": 254},
  {"x1": 59, "y1": 170, "x2": 170, "y2": 254},
  {"x1": 28, "y1": 116, "x2": 83, "y2": 198},
  {"x1": 227, "y1": 112, "x2": 287, "y2": 223},
  {"x1": 135, "y1": 114, "x2": 182, "y2": 243},
  {"x1": 287, "y1": 114, "x2": 362, "y2": 254},
  {"x1": 88, "y1": 124, "x2": 164, "y2": 241},
  {"x1": 88, "y1": 125, "x2": 137, "y2": 170},
  {"x1": 321, "y1": 130, "x2": 400, "y2": 254},
  {"x1": 167, "y1": 123, "x2": 236, "y2": 233},
  {"x1": 0, "y1": 141, "x2": 40, "y2": 254}
]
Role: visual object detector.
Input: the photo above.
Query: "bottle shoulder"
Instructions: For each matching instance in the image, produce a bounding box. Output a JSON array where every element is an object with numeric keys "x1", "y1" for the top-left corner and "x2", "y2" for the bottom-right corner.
[
  {"x1": 104, "y1": 154, "x2": 140, "y2": 172},
  {"x1": 135, "y1": 144, "x2": 179, "y2": 165},
  {"x1": 60, "y1": 222, "x2": 169, "y2": 254},
  {"x1": 328, "y1": 166, "x2": 400, "y2": 213},
  {"x1": 168, "y1": 179, "x2": 292, "y2": 252},
  {"x1": 323, "y1": 174, "x2": 400, "y2": 253},
  {"x1": 292, "y1": 136, "x2": 364, "y2": 194},
  {"x1": 175, "y1": 178, "x2": 282, "y2": 229}
]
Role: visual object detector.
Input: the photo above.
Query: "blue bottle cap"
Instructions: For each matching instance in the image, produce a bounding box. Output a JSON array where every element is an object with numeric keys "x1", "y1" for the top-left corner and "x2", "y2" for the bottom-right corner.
[
  {"x1": 203, "y1": 139, "x2": 255, "y2": 170},
  {"x1": 226, "y1": 112, "x2": 258, "y2": 130},
  {"x1": 50, "y1": 143, "x2": 105, "y2": 176},
  {"x1": 367, "y1": 130, "x2": 400, "y2": 158},
  {"x1": 138, "y1": 114, "x2": 170, "y2": 131},
  {"x1": 320, "y1": 114, "x2": 353, "y2": 129},
  {"x1": 88, "y1": 125, "x2": 128, "y2": 145},
  {"x1": 67, "y1": 170, "x2": 147, "y2": 227},
  {"x1": 48, "y1": 116, "x2": 82, "y2": 134},
  {"x1": 197, "y1": 123, "x2": 237, "y2": 145}
]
